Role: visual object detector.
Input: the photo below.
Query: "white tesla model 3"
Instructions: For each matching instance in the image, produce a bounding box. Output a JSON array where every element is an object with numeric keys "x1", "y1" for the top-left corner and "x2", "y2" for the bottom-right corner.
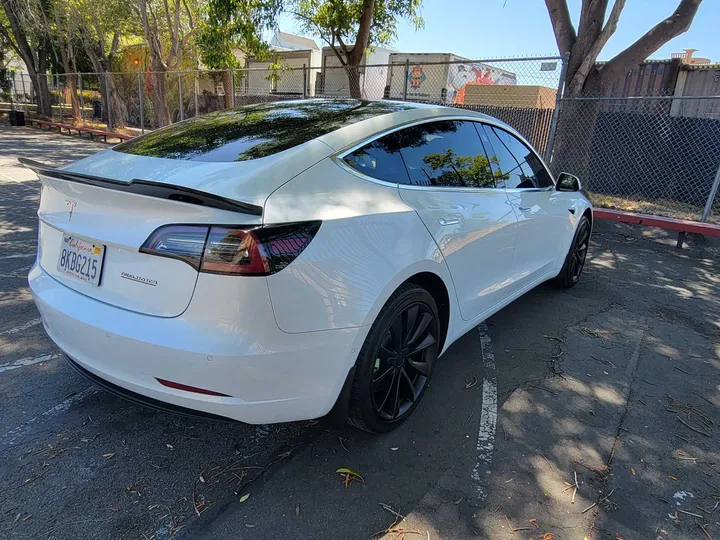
[{"x1": 24, "y1": 99, "x2": 591, "y2": 432}]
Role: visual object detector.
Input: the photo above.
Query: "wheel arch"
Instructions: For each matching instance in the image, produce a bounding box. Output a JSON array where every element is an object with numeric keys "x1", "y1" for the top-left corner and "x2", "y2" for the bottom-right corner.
[{"x1": 404, "y1": 271, "x2": 451, "y2": 354}]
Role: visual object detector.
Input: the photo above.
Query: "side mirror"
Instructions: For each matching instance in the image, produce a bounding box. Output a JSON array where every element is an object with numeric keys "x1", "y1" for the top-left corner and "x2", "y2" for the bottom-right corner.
[{"x1": 556, "y1": 172, "x2": 582, "y2": 192}]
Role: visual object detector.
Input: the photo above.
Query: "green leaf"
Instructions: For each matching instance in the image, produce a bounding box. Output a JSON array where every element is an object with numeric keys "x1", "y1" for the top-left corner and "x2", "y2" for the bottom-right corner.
[
  {"x1": 239, "y1": 493, "x2": 250, "y2": 503},
  {"x1": 336, "y1": 467, "x2": 364, "y2": 481}
]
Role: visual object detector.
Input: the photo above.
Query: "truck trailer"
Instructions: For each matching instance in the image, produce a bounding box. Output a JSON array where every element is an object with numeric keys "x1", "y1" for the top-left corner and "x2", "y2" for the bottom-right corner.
[{"x1": 384, "y1": 52, "x2": 517, "y2": 104}]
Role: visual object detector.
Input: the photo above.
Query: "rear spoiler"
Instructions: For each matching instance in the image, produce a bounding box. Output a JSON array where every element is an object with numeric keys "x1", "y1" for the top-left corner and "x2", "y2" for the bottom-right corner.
[{"x1": 19, "y1": 157, "x2": 263, "y2": 217}]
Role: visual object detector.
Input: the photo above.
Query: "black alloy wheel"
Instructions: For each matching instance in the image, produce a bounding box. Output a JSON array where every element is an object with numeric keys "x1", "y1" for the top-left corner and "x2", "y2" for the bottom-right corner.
[
  {"x1": 348, "y1": 284, "x2": 440, "y2": 432},
  {"x1": 554, "y1": 215, "x2": 591, "y2": 288},
  {"x1": 569, "y1": 218, "x2": 590, "y2": 283}
]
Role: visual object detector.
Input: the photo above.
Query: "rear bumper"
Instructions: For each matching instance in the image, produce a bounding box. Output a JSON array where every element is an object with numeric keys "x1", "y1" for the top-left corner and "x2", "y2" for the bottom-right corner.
[{"x1": 29, "y1": 263, "x2": 365, "y2": 424}]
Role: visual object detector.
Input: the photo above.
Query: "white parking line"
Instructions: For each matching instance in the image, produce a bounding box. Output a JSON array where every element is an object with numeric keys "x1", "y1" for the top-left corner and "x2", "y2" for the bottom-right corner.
[
  {"x1": 0, "y1": 352, "x2": 60, "y2": 373},
  {"x1": 0, "y1": 318, "x2": 42, "y2": 336},
  {"x1": 0, "y1": 252, "x2": 35, "y2": 261},
  {"x1": 471, "y1": 322, "x2": 498, "y2": 501},
  {"x1": 4, "y1": 387, "x2": 97, "y2": 445}
]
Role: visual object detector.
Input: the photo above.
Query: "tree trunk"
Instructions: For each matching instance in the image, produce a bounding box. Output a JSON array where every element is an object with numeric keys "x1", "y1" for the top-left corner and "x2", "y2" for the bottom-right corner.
[
  {"x1": 549, "y1": 98, "x2": 601, "y2": 187},
  {"x1": 345, "y1": 64, "x2": 361, "y2": 98},
  {"x1": 26, "y1": 70, "x2": 52, "y2": 118},
  {"x1": 151, "y1": 63, "x2": 171, "y2": 127},
  {"x1": 223, "y1": 70, "x2": 233, "y2": 108},
  {"x1": 66, "y1": 73, "x2": 81, "y2": 120},
  {"x1": 107, "y1": 75, "x2": 129, "y2": 128}
]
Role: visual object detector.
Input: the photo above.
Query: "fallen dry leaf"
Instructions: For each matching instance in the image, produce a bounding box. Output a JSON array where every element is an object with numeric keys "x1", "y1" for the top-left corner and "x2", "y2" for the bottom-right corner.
[
  {"x1": 166, "y1": 444, "x2": 174, "y2": 450},
  {"x1": 541, "y1": 534, "x2": 555, "y2": 540},
  {"x1": 239, "y1": 493, "x2": 250, "y2": 503},
  {"x1": 102, "y1": 453, "x2": 115, "y2": 460},
  {"x1": 630, "y1": 467, "x2": 636, "y2": 476},
  {"x1": 668, "y1": 475, "x2": 677, "y2": 481},
  {"x1": 295, "y1": 503, "x2": 300, "y2": 516}
]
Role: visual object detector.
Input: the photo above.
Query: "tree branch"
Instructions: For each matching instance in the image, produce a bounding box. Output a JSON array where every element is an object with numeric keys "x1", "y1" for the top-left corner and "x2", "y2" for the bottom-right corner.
[
  {"x1": 599, "y1": 0, "x2": 702, "y2": 86},
  {"x1": 567, "y1": 0, "x2": 625, "y2": 95},
  {"x1": 544, "y1": 0, "x2": 576, "y2": 55}
]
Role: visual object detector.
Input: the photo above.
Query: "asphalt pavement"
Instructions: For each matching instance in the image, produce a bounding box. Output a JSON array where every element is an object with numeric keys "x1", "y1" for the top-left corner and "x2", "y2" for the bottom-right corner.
[{"x1": 1, "y1": 123, "x2": 718, "y2": 540}]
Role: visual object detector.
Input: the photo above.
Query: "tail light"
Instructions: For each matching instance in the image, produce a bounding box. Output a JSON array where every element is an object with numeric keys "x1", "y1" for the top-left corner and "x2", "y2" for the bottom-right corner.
[{"x1": 140, "y1": 222, "x2": 321, "y2": 276}]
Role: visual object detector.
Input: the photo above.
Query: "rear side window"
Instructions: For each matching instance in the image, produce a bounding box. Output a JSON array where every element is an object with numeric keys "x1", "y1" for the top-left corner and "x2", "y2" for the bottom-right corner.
[
  {"x1": 344, "y1": 133, "x2": 410, "y2": 184},
  {"x1": 114, "y1": 100, "x2": 413, "y2": 162}
]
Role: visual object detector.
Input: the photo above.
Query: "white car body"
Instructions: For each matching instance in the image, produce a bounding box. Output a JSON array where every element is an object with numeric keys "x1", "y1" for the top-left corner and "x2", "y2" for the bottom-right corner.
[{"x1": 27, "y1": 99, "x2": 592, "y2": 425}]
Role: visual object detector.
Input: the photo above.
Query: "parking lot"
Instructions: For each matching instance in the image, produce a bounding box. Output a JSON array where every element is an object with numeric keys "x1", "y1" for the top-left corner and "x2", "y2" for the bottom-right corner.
[{"x1": 1, "y1": 123, "x2": 719, "y2": 540}]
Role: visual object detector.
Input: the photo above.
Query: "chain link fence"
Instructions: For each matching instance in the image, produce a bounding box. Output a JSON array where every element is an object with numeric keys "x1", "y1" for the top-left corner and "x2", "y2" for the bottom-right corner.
[
  {"x1": 550, "y1": 94, "x2": 720, "y2": 225},
  {"x1": 5, "y1": 56, "x2": 719, "y2": 223}
]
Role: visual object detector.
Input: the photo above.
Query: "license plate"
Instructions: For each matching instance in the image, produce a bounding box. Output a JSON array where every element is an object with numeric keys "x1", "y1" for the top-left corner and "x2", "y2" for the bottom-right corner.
[{"x1": 57, "y1": 235, "x2": 105, "y2": 286}]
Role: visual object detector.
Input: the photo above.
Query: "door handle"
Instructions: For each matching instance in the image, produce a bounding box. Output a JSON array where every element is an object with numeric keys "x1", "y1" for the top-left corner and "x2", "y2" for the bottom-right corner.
[
  {"x1": 438, "y1": 217, "x2": 460, "y2": 226},
  {"x1": 518, "y1": 207, "x2": 532, "y2": 211}
]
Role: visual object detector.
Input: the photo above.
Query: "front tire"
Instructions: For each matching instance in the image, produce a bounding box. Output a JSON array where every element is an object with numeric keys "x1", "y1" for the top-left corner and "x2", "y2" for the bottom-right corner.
[
  {"x1": 554, "y1": 215, "x2": 591, "y2": 288},
  {"x1": 348, "y1": 283, "x2": 440, "y2": 433}
]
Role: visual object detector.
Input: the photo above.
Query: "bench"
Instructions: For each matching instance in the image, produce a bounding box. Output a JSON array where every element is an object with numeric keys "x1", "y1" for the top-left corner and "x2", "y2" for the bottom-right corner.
[
  {"x1": 593, "y1": 208, "x2": 720, "y2": 248},
  {"x1": 24, "y1": 118, "x2": 134, "y2": 142}
]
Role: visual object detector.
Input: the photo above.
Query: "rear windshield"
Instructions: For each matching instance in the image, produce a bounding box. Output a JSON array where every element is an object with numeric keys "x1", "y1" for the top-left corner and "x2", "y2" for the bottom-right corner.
[{"x1": 114, "y1": 100, "x2": 414, "y2": 162}]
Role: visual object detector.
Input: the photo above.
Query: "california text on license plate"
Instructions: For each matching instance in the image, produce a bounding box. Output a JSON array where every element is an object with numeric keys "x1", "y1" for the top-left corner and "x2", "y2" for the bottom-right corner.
[{"x1": 57, "y1": 235, "x2": 105, "y2": 286}]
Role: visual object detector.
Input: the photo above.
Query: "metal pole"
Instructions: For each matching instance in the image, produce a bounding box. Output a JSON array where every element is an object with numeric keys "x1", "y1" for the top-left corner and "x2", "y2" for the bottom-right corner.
[
  {"x1": 78, "y1": 73, "x2": 84, "y2": 123},
  {"x1": 701, "y1": 161, "x2": 720, "y2": 223},
  {"x1": 178, "y1": 71, "x2": 184, "y2": 121},
  {"x1": 55, "y1": 74, "x2": 59, "y2": 118},
  {"x1": 138, "y1": 72, "x2": 144, "y2": 134},
  {"x1": 20, "y1": 75, "x2": 27, "y2": 112},
  {"x1": 194, "y1": 74, "x2": 199, "y2": 118},
  {"x1": 104, "y1": 72, "x2": 112, "y2": 131},
  {"x1": 402, "y1": 59, "x2": 409, "y2": 101},
  {"x1": 545, "y1": 51, "x2": 570, "y2": 164},
  {"x1": 303, "y1": 64, "x2": 307, "y2": 99},
  {"x1": 229, "y1": 69, "x2": 235, "y2": 108}
]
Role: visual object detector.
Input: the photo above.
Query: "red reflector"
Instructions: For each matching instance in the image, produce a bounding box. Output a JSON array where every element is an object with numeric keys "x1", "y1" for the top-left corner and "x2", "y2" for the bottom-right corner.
[{"x1": 156, "y1": 378, "x2": 231, "y2": 397}]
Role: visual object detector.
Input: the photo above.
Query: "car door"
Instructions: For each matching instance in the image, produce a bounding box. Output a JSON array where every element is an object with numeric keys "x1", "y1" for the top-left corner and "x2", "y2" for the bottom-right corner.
[
  {"x1": 478, "y1": 124, "x2": 574, "y2": 293},
  {"x1": 391, "y1": 120, "x2": 519, "y2": 321}
]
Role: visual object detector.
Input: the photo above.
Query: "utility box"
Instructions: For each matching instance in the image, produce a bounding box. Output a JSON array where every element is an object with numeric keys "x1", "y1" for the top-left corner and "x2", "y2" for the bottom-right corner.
[{"x1": 385, "y1": 53, "x2": 517, "y2": 104}]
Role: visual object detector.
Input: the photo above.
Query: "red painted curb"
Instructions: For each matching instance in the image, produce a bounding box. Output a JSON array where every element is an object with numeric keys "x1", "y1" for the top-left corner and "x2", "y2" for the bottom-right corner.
[{"x1": 594, "y1": 208, "x2": 720, "y2": 237}]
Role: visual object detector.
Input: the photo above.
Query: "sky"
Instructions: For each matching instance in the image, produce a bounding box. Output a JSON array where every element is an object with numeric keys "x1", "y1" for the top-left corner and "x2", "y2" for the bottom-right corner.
[{"x1": 276, "y1": 0, "x2": 718, "y2": 63}]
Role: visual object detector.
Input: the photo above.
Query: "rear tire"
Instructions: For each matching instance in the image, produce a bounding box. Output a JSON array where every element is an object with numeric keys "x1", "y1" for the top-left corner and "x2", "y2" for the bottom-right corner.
[
  {"x1": 554, "y1": 215, "x2": 591, "y2": 289},
  {"x1": 348, "y1": 283, "x2": 440, "y2": 433}
]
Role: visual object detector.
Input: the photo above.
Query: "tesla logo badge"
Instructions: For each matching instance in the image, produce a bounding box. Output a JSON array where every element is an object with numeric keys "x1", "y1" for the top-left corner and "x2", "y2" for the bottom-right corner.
[{"x1": 66, "y1": 199, "x2": 77, "y2": 221}]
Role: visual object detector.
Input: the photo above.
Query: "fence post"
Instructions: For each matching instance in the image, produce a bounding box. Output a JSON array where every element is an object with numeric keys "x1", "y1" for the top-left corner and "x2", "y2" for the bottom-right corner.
[
  {"x1": 303, "y1": 64, "x2": 307, "y2": 99},
  {"x1": 178, "y1": 71, "x2": 184, "y2": 121},
  {"x1": 138, "y1": 72, "x2": 144, "y2": 134},
  {"x1": 402, "y1": 60, "x2": 409, "y2": 101},
  {"x1": 194, "y1": 74, "x2": 199, "y2": 117},
  {"x1": 544, "y1": 52, "x2": 570, "y2": 164},
  {"x1": 104, "y1": 72, "x2": 112, "y2": 131},
  {"x1": 78, "y1": 73, "x2": 84, "y2": 123},
  {"x1": 701, "y1": 162, "x2": 720, "y2": 223},
  {"x1": 20, "y1": 75, "x2": 27, "y2": 112},
  {"x1": 229, "y1": 69, "x2": 235, "y2": 108}
]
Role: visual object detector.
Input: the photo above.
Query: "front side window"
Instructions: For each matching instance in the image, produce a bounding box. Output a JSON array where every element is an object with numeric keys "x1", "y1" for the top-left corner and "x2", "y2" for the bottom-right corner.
[
  {"x1": 488, "y1": 127, "x2": 553, "y2": 188},
  {"x1": 397, "y1": 121, "x2": 497, "y2": 188}
]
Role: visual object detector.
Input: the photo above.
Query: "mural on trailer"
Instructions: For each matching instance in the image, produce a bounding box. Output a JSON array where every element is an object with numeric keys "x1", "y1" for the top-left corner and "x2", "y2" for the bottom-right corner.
[{"x1": 447, "y1": 63, "x2": 517, "y2": 104}]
